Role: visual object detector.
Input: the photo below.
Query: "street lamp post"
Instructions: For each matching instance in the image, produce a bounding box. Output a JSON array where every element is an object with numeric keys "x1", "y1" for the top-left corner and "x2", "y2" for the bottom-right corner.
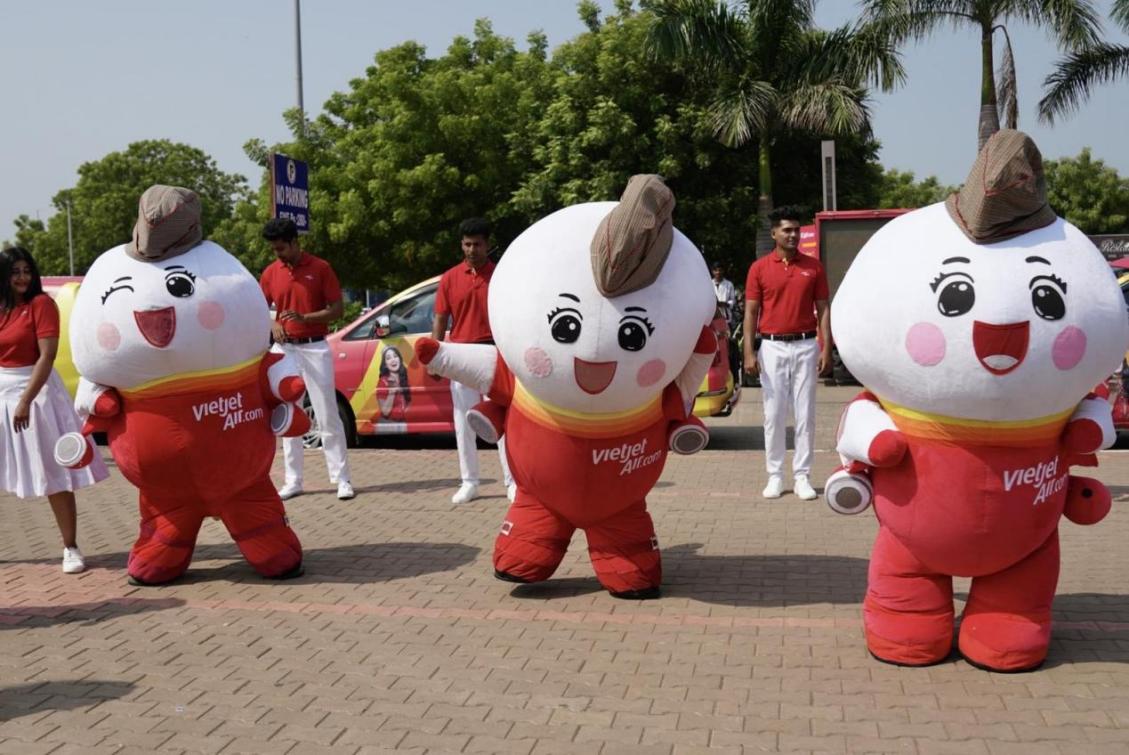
[{"x1": 295, "y1": 0, "x2": 305, "y2": 133}]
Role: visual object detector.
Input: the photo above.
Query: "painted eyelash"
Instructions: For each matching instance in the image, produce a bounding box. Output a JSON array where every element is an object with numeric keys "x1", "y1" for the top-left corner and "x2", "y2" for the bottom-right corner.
[
  {"x1": 547, "y1": 306, "x2": 580, "y2": 322},
  {"x1": 929, "y1": 271, "x2": 972, "y2": 293},
  {"x1": 167, "y1": 270, "x2": 196, "y2": 281},
  {"x1": 1039, "y1": 273, "x2": 1067, "y2": 293},
  {"x1": 101, "y1": 284, "x2": 134, "y2": 304},
  {"x1": 624, "y1": 315, "x2": 655, "y2": 335}
]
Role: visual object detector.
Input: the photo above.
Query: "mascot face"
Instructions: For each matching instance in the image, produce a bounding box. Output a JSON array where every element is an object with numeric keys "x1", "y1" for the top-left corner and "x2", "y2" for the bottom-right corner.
[
  {"x1": 71, "y1": 241, "x2": 270, "y2": 390},
  {"x1": 489, "y1": 202, "x2": 715, "y2": 414},
  {"x1": 833, "y1": 203, "x2": 1128, "y2": 421}
]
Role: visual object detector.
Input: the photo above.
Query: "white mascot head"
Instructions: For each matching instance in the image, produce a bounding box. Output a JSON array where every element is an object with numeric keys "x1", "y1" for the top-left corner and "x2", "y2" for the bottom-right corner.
[
  {"x1": 833, "y1": 131, "x2": 1128, "y2": 422},
  {"x1": 489, "y1": 175, "x2": 715, "y2": 414},
  {"x1": 71, "y1": 185, "x2": 270, "y2": 390}
]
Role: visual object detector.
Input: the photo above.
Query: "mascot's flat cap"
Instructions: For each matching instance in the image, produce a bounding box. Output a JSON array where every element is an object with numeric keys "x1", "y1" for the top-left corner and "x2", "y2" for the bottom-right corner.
[
  {"x1": 945, "y1": 129, "x2": 1056, "y2": 244},
  {"x1": 125, "y1": 185, "x2": 203, "y2": 262},
  {"x1": 591, "y1": 174, "x2": 674, "y2": 297}
]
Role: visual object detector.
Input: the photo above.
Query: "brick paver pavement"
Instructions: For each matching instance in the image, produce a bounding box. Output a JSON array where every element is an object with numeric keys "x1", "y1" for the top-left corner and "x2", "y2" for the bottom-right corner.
[{"x1": 3, "y1": 385, "x2": 1129, "y2": 754}]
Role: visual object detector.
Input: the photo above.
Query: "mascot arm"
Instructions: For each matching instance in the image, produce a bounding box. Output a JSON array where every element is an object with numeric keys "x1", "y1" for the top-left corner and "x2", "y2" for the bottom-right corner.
[
  {"x1": 54, "y1": 378, "x2": 120, "y2": 469},
  {"x1": 414, "y1": 338, "x2": 498, "y2": 395},
  {"x1": 672, "y1": 326, "x2": 718, "y2": 415},
  {"x1": 1062, "y1": 475, "x2": 1112, "y2": 526},
  {"x1": 1061, "y1": 394, "x2": 1116, "y2": 455},
  {"x1": 262, "y1": 347, "x2": 307, "y2": 403},
  {"x1": 835, "y1": 393, "x2": 907, "y2": 468}
]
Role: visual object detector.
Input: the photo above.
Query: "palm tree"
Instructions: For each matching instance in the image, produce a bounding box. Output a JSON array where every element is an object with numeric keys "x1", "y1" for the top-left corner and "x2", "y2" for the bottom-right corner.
[
  {"x1": 863, "y1": 0, "x2": 1102, "y2": 150},
  {"x1": 1039, "y1": 0, "x2": 1129, "y2": 123},
  {"x1": 647, "y1": 0, "x2": 904, "y2": 252}
]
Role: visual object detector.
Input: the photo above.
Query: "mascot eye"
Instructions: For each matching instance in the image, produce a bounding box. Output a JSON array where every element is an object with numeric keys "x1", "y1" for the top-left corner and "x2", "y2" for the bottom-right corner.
[
  {"x1": 1031, "y1": 284, "x2": 1066, "y2": 321},
  {"x1": 936, "y1": 279, "x2": 974, "y2": 317},
  {"x1": 548, "y1": 307, "x2": 582, "y2": 343},
  {"x1": 165, "y1": 272, "x2": 195, "y2": 298},
  {"x1": 618, "y1": 320, "x2": 649, "y2": 351}
]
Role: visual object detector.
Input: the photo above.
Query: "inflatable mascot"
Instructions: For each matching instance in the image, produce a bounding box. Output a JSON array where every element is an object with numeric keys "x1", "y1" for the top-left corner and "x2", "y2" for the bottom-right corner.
[
  {"x1": 55, "y1": 185, "x2": 310, "y2": 585},
  {"x1": 825, "y1": 131, "x2": 1128, "y2": 671},
  {"x1": 416, "y1": 175, "x2": 716, "y2": 598}
]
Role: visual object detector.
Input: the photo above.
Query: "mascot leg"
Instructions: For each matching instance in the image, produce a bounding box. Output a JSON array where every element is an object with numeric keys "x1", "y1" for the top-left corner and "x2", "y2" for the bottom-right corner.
[
  {"x1": 864, "y1": 526, "x2": 954, "y2": 666},
  {"x1": 218, "y1": 478, "x2": 304, "y2": 579},
  {"x1": 585, "y1": 500, "x2": 661, "y2": 599},
  {"x1": 127, "y1": 492, "x2": 205, "y2": 585},
  {"x1": 958, "y1": 530, "x2": 1059, "y2": 672},
  {"x1": 493, "y1": 490, "x2": 575, "y2": 583}
]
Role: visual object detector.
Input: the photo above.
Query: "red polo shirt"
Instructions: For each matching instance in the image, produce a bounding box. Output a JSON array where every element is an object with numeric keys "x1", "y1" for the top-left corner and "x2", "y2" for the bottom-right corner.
[
  {"x1": 745, "y1": 250, "x2": 829, "y2": 335},
  {"x1": 260, "y1": 252, "x2": 342, "y2": 339},
  {"x1": 435, "y1": 260, "x2": 496, "y2": 344},
  {"x1": 0, "y1": 295, "x2": 60, "y2": 367}
]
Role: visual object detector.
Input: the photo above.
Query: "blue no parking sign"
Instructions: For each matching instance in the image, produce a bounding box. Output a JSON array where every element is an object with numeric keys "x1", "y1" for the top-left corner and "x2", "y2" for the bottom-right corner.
[{"x1": 271, "y1": 153, "x2": 309, "y2": 232}]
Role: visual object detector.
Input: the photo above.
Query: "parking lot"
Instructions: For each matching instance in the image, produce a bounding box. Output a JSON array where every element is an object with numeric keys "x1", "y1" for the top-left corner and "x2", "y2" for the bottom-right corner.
[{"x1": 3, "y1": 385, "x2": 1129, "y2": 754}]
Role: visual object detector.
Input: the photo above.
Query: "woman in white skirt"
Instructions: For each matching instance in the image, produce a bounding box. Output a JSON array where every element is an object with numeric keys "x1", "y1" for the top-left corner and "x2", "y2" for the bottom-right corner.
[{"x1": 0, "y1": 247, "x2": 108, "y2": 573}]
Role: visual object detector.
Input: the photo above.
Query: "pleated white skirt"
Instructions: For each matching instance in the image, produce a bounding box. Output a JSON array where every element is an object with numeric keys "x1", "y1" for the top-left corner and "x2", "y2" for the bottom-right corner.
[{"x1": 0, "y1": 366, "x2": 108, "y2": 499}]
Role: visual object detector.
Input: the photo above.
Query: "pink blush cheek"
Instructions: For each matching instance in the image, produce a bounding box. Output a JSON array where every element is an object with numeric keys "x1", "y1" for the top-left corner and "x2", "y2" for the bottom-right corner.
[
  {"x1": 1052, "y1": 326, "x2": 1086, "y2": 370},
  {"x1": 524, "y1": 347, "x2": 553, "y2": 378},
  {"x1": 905, "y1": 322, "x2": 946, "y2": 367},
  {"x1": 97, "y1": 322, "x2": 121, "y2": 351},
  {"x1": 636, "y1": 359, "x2": 667, "y2": 387},
  {"x1": 197, "y1": 301, "x2": 226, "y2": 330}
]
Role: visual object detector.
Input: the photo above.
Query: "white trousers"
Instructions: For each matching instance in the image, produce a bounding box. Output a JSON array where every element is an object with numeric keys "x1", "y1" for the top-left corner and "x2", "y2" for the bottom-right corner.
[
  {"x1": 278, "y1": 341, "x2": 351, "y2": 485},
  {"x1": 758, "y1": 338, "x2": 820, "y2": 479},
  {"x1": 450, "y1": 379, "x2": 512, "y2": 488}
]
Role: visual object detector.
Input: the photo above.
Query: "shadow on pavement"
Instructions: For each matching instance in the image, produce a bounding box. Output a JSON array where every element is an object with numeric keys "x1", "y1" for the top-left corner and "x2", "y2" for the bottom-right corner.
[
  {"x1": 168, "y1": 541, "x2": 481, "y2": 585},
  {"x1": 661, "y1": 543, "x2": 867, "y2": 606},
  {"x1": 705, "y1": 425, "x2": 796, "y2": 452},
  {"x1": 1044, "y1": 592, "x2": 1129, "y2": 666},
  {"x1": 508, "y1": 577, "x2": 606, "y2": 600},
  {"x1": 0, "y1": 597, "x2": 184, "y2": 632},
  {"x1": 0, "y1": 680, "x2": 135, "y2": 723}
]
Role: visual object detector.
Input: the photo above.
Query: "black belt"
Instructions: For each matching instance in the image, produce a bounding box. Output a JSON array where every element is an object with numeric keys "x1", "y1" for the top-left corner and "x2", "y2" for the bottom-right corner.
[
  {"x1": 760, "y1": 331, "x2": 816, "y2": 342},
  {"x1": 285, "y1": 335, "x2": 325, "y2": 344}
]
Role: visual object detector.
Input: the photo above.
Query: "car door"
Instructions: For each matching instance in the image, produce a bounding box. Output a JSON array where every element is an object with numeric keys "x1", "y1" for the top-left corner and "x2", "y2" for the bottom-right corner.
[{"x1": 374, "y1": 284, "x2": 453, "y2": 431}]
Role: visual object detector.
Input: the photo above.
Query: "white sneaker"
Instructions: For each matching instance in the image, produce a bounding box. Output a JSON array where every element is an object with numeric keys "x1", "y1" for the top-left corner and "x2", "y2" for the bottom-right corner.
[
  {"x1": 794, "y1": 475, "x2": 818, "y2": 501},
  {"x1": 451, "y1": 483, "x2": 479, "y2": 505},
  {"x1": 507, "y1": 483, "x2": 517, "y2": 503},
  {"x1": 62, "y1": 547, "x2": 85, "y2": 574},
  {"x1": 762, "y1": 476, "x2": 784, "y2": 499},
  {"x1": 337, "y1": 481, "x2": 355, "y2": 500},
  {"x1": 278, "y1": 481, "x2": 303, "y2": 500}
]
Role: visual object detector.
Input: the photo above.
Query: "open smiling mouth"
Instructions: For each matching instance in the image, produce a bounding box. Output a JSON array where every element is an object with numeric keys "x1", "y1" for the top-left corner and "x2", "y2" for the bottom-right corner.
[
  {"x1": 574, "y1": 358, "x2": 617, "y2": 394},
  {"x1": 972, "y1": 320, "x2": 1029, "y2": 375},
  {"x1": 134, "y1": 307, "x2": 176, "y2": 348}
]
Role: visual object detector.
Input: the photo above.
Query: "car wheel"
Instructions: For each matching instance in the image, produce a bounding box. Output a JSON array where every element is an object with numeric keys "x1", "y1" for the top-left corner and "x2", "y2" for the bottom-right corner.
[{"x1": 300, "y1": 394, "x2": 358, "y2": 449}]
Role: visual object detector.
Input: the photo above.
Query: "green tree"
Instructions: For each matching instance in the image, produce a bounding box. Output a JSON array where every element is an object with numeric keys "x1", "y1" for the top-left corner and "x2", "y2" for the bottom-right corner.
[
  {"x1": 646, "y1": 0, "x2": 904, "y2": 251},
  {"x1": 874, "y1": 168, "x2": 955, "y2": 208},
  {"x1": 1043, "y1": 147, "x2": 1129, "y2": 233},
  {"x1": 1039, "y1": 0, "x2": 1129, "y2": 122},
  {"x1": 11, "y1": 140, "x2": 248, "y2": 274},
  {"x1": 864, "y1": 0, "x2": 1102, "y2": 149}
]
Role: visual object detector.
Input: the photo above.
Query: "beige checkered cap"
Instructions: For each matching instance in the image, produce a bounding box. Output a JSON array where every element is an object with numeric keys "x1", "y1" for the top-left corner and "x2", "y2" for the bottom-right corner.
[
  {"x1": 945, "y1": 129, "x2": 1057, "y2": 244},
  {"x1": 125, "y1": 185, "x2": 203, "y2": 262},
  {"x1": 590, "y1": 174, "x2": 675, "y2": 298}
]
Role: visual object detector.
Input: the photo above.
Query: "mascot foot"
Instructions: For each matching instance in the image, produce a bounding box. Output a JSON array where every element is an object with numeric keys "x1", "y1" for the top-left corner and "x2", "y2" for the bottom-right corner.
[
  {"x1": 127, "y1": 573, "x2": 177, "y2": 587},
  {"x1": 669, "y1": 416, "x2": 709, "y2": 455},
  {"x1": 267, "y1": 563, "x2": 305, "y2": 580},
  {"x1": 494, "y1": 569, "x2": 531, "y2": 584},
  {"x1": 825, "y1": 468, "x2": 872, "y2": 515},
  {"x1": 958, "y1": 614, "x2": 1050, "y2": 673},
  {"x1": 609, "y1": 585, "x2": 661, "y2": 600}
]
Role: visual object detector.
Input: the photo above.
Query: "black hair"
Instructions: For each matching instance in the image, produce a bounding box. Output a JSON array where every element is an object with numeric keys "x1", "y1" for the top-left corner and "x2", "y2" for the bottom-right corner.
[
  {"x1": 379, "y1": 345, "x2": 411, "y2": 407},
  {"x1": 262, "y1": 218, "x2": 299, "y2": 242},
  {"x1": 0, "y1": 246, "x2": 44, "y2": 312},
  {"x1": 458, "y1": 217, "x2": 491, "y2": 240},
  {"x1": 768, "y1": 205, "x2": 804, "y2": 228},
  {"x1": 710, "y1": 261, "x2": 723, "y2": 270}
]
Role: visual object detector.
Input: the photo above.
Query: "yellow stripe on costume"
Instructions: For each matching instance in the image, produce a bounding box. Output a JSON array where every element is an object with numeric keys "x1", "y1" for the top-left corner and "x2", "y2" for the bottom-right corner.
[
  {"x1": 120, "y1": 355, "x2": 263, "y2": 400},
  {"x1": 878, "y1": 396, "x2": 1072, "y2": 447},
  {"x1": 512, "y1": 381, "x2": 662, "y2": 439}
]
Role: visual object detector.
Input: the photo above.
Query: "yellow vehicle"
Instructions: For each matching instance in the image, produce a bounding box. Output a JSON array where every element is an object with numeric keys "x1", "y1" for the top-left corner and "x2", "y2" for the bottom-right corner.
[{"x1": 42, "y1": 277, "x2": 83, "y2": 397}]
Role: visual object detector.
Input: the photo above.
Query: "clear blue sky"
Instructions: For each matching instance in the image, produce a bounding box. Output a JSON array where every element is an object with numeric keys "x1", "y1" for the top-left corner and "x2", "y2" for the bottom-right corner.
[{"x1": 2, "y1": 0, "x2": 1127, "y2": 237}]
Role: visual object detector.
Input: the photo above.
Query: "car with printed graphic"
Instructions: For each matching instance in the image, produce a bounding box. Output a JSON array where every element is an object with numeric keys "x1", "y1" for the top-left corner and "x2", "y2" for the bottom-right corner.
[
  {"x1": 41, "y1": 277, "x2": 84, "y2": 397},
  {"x1": 312, "y1": 275, "x2": 739, "y2": 447}
]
